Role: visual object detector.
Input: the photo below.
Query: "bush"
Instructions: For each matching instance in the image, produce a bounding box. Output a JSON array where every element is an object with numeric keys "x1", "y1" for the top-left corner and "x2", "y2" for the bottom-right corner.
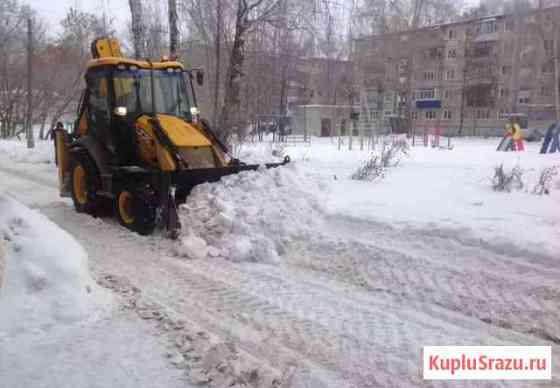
[
  {"x1": 532, "y1": 165, "x2": 559, "y2": 195},
  {"x1": 351, "y1": 140, "x2": 409, "y2": 181},
  {"x1": 492, "y1": 164, "x2": 525, "y2": 192},
  {"x1": 268, "y1": 141, "x2": 286, "y2": 158}
]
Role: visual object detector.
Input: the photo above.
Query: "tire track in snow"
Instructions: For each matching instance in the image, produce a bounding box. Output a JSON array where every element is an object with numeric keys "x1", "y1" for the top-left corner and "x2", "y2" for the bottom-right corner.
[
  {"x1": 290, "y1": 215, "x2": 560, "y2": 346},
  {"x1": 35, "y1": 201, "x2": 534, "y2": 387},
  {"x1": 0, "y1": 164, "x2": 58, "y2": 189},
  {"x1": 38, "y1": 205, "x2": 353, "y2": 387}
]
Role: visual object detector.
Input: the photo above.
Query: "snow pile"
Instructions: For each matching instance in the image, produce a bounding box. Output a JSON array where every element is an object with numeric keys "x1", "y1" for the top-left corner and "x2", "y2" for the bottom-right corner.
[
  {"x1": 0, "y1": 193, "x2": 109, "y2": 335},
  {"x1": 234, "y1": 141, "x2": 286, "y2": 165},
  {"x1": 177, "y1": 164, "x2": 326, "y2": 264}
]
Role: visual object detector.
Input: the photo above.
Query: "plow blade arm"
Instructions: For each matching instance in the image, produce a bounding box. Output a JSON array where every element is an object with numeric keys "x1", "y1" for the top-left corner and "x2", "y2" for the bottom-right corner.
[{"x1": 172, "y1": 156, "x2": 290, "y2": 187}]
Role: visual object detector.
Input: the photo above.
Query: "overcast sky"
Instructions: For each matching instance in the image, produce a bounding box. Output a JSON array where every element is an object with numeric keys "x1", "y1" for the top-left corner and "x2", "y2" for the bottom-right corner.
[{"x1": 26, "y1": 0, "x2": 131, "y2": 36}]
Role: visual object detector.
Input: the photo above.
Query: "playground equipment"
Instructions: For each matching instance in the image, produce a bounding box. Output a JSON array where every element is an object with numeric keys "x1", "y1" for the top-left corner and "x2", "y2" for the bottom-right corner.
[
  {"x1": 497, "y1": 114, "x2": 525, "y2": 151},
  {"x1": 408, "y1": 118, "x2": 453, "y2": 149},
  {"x1": 540, "y1": 122, "x2": 560, "y2": 154}
]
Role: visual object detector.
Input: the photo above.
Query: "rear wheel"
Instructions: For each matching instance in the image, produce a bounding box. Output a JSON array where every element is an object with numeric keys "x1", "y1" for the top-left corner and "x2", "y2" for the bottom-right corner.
[
  {"x1": 114, "y1": 184, "x2": 157, "y2": 236},
  {"x1": 70, "y1": 156, "x2": 101, "y2": 214}
]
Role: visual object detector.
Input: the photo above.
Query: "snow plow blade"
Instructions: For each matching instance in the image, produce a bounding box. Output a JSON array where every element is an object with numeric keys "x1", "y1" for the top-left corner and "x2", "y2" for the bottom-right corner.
[{"x1": 172, "y1": 156, "x2": 290, "y2": 187}]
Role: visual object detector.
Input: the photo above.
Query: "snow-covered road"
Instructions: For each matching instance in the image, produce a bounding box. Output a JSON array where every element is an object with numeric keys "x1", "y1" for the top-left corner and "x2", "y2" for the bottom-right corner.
[{"x1": 1, "y1": 160, "x2": 558, "y2": 387}]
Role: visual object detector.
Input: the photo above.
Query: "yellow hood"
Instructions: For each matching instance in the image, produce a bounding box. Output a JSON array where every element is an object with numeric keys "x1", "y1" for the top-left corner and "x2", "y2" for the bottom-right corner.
[{"x1": 156, "y1": 114, "x2": 212, "y2": 147}]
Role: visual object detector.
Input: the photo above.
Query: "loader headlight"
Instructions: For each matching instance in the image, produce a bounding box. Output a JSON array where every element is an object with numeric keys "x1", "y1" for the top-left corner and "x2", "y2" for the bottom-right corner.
[{"x1": 190, "y1": 107, "x2": 200, "y2": 116}]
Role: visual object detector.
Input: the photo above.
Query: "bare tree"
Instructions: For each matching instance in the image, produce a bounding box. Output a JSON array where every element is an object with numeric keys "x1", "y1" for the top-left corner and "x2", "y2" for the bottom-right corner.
[
  {"x1": 169, "y1": 0, "x2": 179, "y2": 57},
  {"x1": 0, "y1": 0, "x2": 28, "y2": 138},
  {"x1": 129, "y1": 0, "x2": 145, "y2": 59},
  {"x1": 214, "y1": 0, "x2": 223, "y2": 126},
  {"x1": 218, "y1": 0, "x2": 280, "y2": 140}
]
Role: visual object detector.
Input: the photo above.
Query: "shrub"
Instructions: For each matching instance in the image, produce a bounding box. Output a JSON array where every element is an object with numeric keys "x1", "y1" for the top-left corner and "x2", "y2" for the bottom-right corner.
[
  {"x1": 532, "y1": 165, "x2": 559, "y2": 195},
  {"x1": 351, "y1": 140, "x2": 409, "y2": 181},
  {"x1": 492, "y1": 164, "x2": 525, "y2": 192}
]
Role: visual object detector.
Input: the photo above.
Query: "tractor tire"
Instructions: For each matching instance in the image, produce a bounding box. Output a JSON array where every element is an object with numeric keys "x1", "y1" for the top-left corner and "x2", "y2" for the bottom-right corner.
[
  {"x1": 114, "y1": 184, "x2": 157, "y2": 236},
  {"x1": 69, "y1": 155, "x2": 101, "y2": 215}
]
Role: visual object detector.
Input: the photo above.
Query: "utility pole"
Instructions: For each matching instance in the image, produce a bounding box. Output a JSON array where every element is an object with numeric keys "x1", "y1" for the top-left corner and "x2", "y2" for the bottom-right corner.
[{"x1": 26, "y1": 16, "x2": 34, "y2": 149}]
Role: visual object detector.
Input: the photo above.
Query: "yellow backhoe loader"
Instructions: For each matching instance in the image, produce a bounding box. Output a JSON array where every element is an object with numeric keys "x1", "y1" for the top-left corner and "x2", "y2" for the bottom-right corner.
[{"x1": 55, "y1": 38, "x2": 289, "y2": 237}]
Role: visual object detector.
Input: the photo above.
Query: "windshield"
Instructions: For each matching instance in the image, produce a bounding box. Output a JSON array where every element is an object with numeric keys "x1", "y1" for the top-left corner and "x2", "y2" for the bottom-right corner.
[{"x1": 113, "y1": 67, "x2": 193, "y2": 120}]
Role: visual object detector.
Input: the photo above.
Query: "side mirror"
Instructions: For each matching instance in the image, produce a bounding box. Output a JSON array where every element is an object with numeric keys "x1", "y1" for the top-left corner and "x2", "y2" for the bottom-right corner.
[
  {"x1": 114, "y1": 106, "x2": 127, "y2": 117},
  {"x1": 196, "y1": 71, "x2": 204, "y2": 86}
]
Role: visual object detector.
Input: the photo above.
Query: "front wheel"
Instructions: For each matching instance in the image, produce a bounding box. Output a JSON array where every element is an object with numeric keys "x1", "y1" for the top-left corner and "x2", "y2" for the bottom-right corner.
[
  {"x1": 114, "y1": 184, "x2": 157, "y2": 236},
  {"x1": 70, "y1": 156, "x2": 100, "y2": 214}
]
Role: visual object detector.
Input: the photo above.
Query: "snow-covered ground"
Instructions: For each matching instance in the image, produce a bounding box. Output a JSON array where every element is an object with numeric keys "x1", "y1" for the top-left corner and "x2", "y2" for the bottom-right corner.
[{"x1": 0, "y1": 135, "x2": 558, "y2": 387}]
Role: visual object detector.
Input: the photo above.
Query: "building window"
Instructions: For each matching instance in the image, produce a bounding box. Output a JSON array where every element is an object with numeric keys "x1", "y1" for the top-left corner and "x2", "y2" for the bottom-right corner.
[
  {"x1": 542, "y1": 60, "x2": 554, "y2": 74},
  {"x1": 416, "y1": 89, "x2": 435, "y2": 99},
  {"x1": 471, "y1": 41, "x2": 494, "y2": 57},
  {"x1": 447, "y1": 49, "x2": 457, "y2": 59},
  {"x1": 518, "y1": 96, "x2": 530, "y2": 104},
  {"x1": 443, "y1": 110, "x2": 452, "y2": 119},
  {"x1": 411, "y1": 111, "x2": 418, "y2": 120},
  {"x1": 505, "y1": 20, "x2": 514, "y2": 31},
  {"x1": 501, "y1": 65, "x2": 510, "y2": 75},
  {"x1": 476, "y1": 109, "x2": 490, "y2": 120},
  {"x1": 445, "y1": 69, "x2": 455, "y2": 80},
  {"x1": 425, "y1": 110, "x2": 437, "y2": 120},
  {"x1": 499, "y1": 88, "x2": 508, "y2": 98},
  {"x1": 544, "y1": 40, "x2": 553, "y2": 57},
  {"x1": 477, "y1": 20, "x2": 497, "y2": 34},
  {"x1": 448, "y1": 29, "x2": 455, "y2": 39},
  {"x1": 541, "y1": 86, "x2": 552, "y2": 96},
  {"x1": 424, "y1": 47, "x2": 443, "y2": 60},
  {"x1": 424, "y1": 71, "x2": 435, "y2": 81}
]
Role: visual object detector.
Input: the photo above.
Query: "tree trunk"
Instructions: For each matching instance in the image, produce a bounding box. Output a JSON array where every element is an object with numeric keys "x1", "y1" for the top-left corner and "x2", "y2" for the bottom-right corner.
[
  {"x1": 554, "y1": 27, "x2": 560, "y2": 121},
  {"x1": 129, "y1": 0, "x2": 144, "y2": 59},
  {"x1": 39, "y1": 112, "x2": 47, "y2": 140},
  {"x1": 168, "y1": 0, "x2": 179, "y2": 57},
  {"x1": 219, "y1": 1, "x2": 249, "y2": 140},
  {"x1": 213, "y1": 0, "x2": 222, "y2": 127}
]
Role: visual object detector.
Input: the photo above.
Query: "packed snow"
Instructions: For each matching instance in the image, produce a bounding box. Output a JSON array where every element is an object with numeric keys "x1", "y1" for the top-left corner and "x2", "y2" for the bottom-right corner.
[{"x1": 1, "y1": 135, "x2": 559, "y2": 387}]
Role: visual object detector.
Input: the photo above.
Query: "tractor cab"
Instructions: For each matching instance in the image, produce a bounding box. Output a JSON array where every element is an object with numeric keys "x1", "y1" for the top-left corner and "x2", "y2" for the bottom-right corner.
[
  {"x1": 55, "y1": 37, "x2": 288, "y2": 237},
  {"x1": 75, "y1": 39, "x2": 209, "y2": 167}
]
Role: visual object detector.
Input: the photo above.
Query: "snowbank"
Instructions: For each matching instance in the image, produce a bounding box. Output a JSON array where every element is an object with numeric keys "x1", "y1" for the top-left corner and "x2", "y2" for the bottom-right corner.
[
  {"x1": 0, "y1": 193, "x2": 109, "y2": 335},
  {"x1": 177, "y1": 164, "x2": 326, "y2": 264}
]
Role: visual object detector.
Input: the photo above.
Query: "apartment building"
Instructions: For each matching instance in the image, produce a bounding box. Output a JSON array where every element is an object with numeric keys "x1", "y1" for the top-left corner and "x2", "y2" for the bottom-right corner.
[{"x1": 354, "y1": 6, "x2": 560, "y2": 136}]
